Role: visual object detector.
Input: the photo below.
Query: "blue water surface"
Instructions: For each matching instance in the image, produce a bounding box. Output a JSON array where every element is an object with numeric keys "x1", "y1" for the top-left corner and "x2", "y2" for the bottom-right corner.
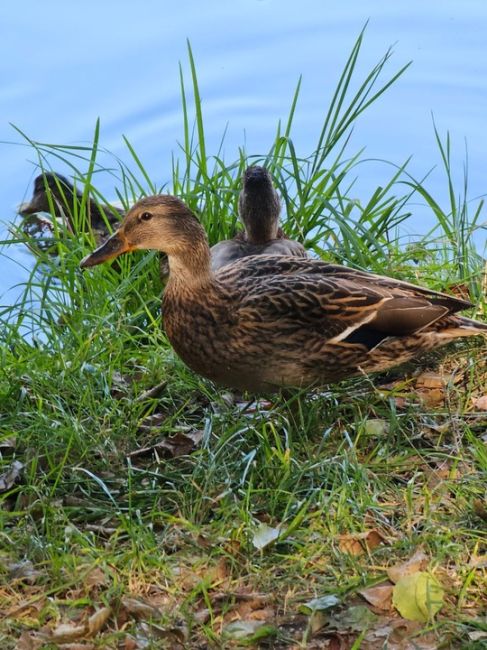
[{"x1": 1, "y1": 0, "x2": 486, "y2": 304}]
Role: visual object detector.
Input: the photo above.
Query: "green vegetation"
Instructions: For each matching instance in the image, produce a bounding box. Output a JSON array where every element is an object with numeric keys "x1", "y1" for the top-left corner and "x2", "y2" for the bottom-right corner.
[{"x1": 1, "y1": 32, "x2": 486, "y2": 648}]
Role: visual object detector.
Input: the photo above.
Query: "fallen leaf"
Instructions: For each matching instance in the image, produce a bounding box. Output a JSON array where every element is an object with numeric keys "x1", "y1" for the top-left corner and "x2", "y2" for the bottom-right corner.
[
  {"x1": 252, "y1": 522, "x2": 280, "y2": 550},
  {"x1": 468, "y1": 554, "x2": 487, "y2": 569},
  {"x1": 387, "y1": 549, "x2": 428, "y2": 584},
  {"x1": 327, "y1": 605, "x2": 378, "y2": 632},
  {"x1": 110, "y1": 371, "x2": 131, "y2": 399},
  {"x1": 338, "y1": 529, "x2": 385, "y2": 556},
  {"x1": 87, "y1": 606, "x2": 112, "y2": 635},
  {"x1": 223, "y1": 620, "x2": 277, "y2": 642},
  {"x1": 364, "y1": 419, "x2": 389, "y2": 437},
  {"x1": 46, "y1": 623, "x2": 87, "y2": 643},
  {"x1": 473, "y1": 498, "x2": 487, "y2": 521},
  {"x1": 413, "y1": 371, "x2": 456, "y2": 407},
  {"x1": 122, "y1": 637, "x2": 139, "y2": 650},
  {"x1": 415, "y1": 371, "x2": 451, "y2": 389},
  {"x1": 135, "y1": 380, "x2": 168, "y2": 402},
  {"x1": 392, "y1": 572, "x2": 444, "y2": 622},
  {"x1": 122, "y1": 596, "x2": 161, "y2": 620},
  {"x1": 300, "y1": 594, "x2": 340, "y2": 613},
  {"x1": 424, "y1": 459, "x2": 452, "y2": 489},
  {"x1": 0, "y1": 460, "x2": 24, "y2": 492},
  {"x1": 358, "y1": 583, "x2": 393, "y2": 611},
  {"x1": 137, "y1": 621, "x2": 188, "y2": 646},
  {"x1": 202, "y1": 557, "x2": 230, "y2": 586},
  {"x1": 193, "y1": 608, "x2": 210, "y2": 624},
  {"x1": 15, "y1": 632, "x2": 42, "y2": 650},
  {"x1": 419, "y1": 388, "x2": 446, "y2": 407},
  {"x1": 84, "y1": 566, "x2": 109, "y2": 590},
  {"x1": 129, "y1": 429, "x2": 204, "y2": 459},
  {"x1": 136, "y1": 413, "x2": 168, "y2": 434},
  {"x1": 472, "y1": 395, "x2": 487, "y2": 411}
]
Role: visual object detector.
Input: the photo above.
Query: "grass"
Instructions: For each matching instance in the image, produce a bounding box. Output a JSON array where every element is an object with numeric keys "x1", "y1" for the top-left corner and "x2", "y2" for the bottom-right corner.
[{"x1": 1, "y1": 30, "x2": 487, "y2": 649}]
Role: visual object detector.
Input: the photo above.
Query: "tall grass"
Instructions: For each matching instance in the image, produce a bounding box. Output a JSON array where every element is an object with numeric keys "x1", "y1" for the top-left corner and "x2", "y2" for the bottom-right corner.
[{"x1": 0, "y1": 31, "x2": 486, "y2": 649}]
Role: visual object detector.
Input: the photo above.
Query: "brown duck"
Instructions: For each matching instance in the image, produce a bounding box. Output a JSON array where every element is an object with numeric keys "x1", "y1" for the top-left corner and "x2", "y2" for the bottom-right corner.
[
  {"x1": 210, "y1": 166, "x2": 306, "y2": 270},
  {"x1": 81, "y1": 195, "x2": 487, "y2": 393},
  {"x1": 19, "y1": 172, "x2": 122, "y2": 238}
]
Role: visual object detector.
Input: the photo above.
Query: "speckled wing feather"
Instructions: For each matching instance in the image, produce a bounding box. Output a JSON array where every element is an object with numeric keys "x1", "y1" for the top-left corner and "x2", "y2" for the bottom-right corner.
[{"x1": 217, "y1": 255, "x2": 474, "y2": 342}]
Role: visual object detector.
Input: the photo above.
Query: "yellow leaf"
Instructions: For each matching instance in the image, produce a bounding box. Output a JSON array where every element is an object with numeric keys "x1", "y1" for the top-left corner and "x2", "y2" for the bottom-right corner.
[{"x1": 392, "y1": 572, "x2": 444, "y2": 622}]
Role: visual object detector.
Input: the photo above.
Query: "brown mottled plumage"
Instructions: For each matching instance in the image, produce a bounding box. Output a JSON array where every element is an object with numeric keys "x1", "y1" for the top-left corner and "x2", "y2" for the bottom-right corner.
[
  {"x1": 210, "y1": 166, "x2": 307, "y2": 270},
  {"x1": 80, "y1": 195, "x2": 487, "y2": 393}
]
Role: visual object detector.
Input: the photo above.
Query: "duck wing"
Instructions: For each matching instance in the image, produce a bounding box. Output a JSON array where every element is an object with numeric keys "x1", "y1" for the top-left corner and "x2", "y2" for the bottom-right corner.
[
  {"x1": 220, "y1": 255, "x2": 473, "y2": 309},
  {"x1": 220, "y1": 256, "x2": 476, "y2": 348}
]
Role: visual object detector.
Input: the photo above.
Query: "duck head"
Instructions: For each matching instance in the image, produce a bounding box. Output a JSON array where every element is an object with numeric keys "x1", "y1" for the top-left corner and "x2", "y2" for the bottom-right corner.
[
  {"x1": 238, "y1": 166, "x2": 281, "y2": 243},
  {"x1": 80, "y1": 195, "x2": 211, "y2": 280},
  {"x1": 19, "y1": 173, "x2": 75, "y2": 216}
]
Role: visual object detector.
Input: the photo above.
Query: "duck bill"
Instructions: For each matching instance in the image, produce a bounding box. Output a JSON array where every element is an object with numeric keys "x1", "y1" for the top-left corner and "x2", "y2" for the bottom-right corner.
[
  {"x1": 80, "y1": 231, "x2": 131, "y2": 268},
  {"x1": 18, "y1": 200, "x2": 37, "y2": 216}
]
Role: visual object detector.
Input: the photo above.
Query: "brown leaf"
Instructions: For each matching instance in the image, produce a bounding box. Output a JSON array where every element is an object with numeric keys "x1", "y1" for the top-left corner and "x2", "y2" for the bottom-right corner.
[
  {"x1": 418, "y1": 388, "x2": 446, "y2": 407},
  {"x1": 87, "y1": 606, "x2": 112, "y2": 636},
  {"x1": 129, "y1": 430, "x2": 204, "y2": 459},
  {"x1": 415, "y1": 371, "x2": 453, "y2": 389},
  {"x1": 207, "y1": 556, "x2": 230, "y2": 584},
  {"x1": 84, "y1": 567, "x2": 109, "y2": 590},
  {"x1": 473, "y1": 498, "x2": 487, "y2": 521},
  {"x1": 122, "y1": 637, "x2": 139, "y2": 650},
  {"x1": 136, "y1": 413, "x2": 168, "y2": 434},
  {"x1": 338, "y1": 530, "x2": 385, "y2": 556},
  {"x1": 358, "y1": 583, "x2": 393, "y2": 611},
  {"x1": 413, "y1": 371, "x2": 456, "y2": 407},
  {"x1": 110, "y1": 370, "x2": 131, "y2": 398},
  {"x1": 387, "y1": 549, "x2": 428, "y2": 584},
  {"x1": 468, "y1": 553, "x2": 487, "y2": 569},
  {"x1": 135, "y1": 380, "x2": 168, "y2": 402},
  {"x1": 137, "y1": 621, "x2": 188, "y2": 646},
  {"x1": 0, "y1": 460, "x2": 24, "y2": 492},
  {"x1": 193, "y1": 607, "x2": 210, "y2": 624},
  {"x1": 15, "y1": 632, "x2": 42, "y2": 650},
  {"x1": 424, "y1": 459, "x2": 452, "y2": 489},
  {"x1": 47, "y1": 623, "x2": 87, "y2": 643},
  {"x1": 121, "y1": 596, "x2": 161, "y2": 620},
  {"x1": 472, "y1": 395, "x2": 487, "y2": 411}
]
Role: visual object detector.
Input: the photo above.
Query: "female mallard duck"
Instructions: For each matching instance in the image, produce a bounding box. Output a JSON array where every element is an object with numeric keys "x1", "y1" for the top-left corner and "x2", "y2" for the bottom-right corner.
[
  {"x1": 210, "y1": 166, "x2": 307, "y2": 270},
  {"x1": 81, "y1": 195, "x2": 487, "y2": 393},
  {"x1": 19, "y1": 172, "x2": 122, "y2": 238}
]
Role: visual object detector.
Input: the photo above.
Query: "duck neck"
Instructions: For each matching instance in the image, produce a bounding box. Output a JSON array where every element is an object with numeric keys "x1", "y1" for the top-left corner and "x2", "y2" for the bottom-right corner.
[
  {"x1": 240, "y1": 189, "x2": 280, "y2": 244},
  {"x1": 167, "y1": 240, "x2": 213, "y2": 289},
  {"x1": 244, "y1": 215, "x2": 279, "y2": 243}
]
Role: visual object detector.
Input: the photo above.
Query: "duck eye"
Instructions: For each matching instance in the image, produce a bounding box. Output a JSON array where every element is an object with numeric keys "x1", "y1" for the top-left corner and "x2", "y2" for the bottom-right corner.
[{"x1": 140, "y1": 211, "x2": 152, "y2": 221}]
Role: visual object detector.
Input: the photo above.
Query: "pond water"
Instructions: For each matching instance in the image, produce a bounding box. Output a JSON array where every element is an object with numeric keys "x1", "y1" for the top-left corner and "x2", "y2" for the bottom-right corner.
[{"x1": 1, "y1": 0, "x2": 486, "y2": 305}]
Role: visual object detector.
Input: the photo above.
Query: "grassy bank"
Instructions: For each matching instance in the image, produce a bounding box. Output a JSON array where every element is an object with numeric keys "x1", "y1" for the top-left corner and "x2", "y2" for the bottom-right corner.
[{"x1": 1, "y1": 33, "x2": 486, "y2": 648}]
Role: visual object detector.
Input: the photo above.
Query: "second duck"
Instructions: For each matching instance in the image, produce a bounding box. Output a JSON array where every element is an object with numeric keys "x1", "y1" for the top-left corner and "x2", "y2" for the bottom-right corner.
[{"x1": 210, "y1": 166, "x2": 307, "y2": 270}]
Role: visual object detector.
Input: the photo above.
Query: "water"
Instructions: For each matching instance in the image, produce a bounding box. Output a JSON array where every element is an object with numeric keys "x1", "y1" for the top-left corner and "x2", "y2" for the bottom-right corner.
[{"x1": 1, "y1": 0, "x2": 486, "y2": 303}]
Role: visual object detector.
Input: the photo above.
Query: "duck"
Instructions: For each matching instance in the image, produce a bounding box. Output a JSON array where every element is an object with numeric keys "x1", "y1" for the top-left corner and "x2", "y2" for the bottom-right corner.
[
  {"x1": 19, "y1": 172, "x2": 123, "y2": 238},
  {"x1": 80, "y1": 195, "x2": 487, "y2": 393},
  {"x1": 210, "y1": 166, "x2": 307, "y2": 270},
  {"x1": 19, "y1": 172, "x2": 173, "y2": 280}
]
